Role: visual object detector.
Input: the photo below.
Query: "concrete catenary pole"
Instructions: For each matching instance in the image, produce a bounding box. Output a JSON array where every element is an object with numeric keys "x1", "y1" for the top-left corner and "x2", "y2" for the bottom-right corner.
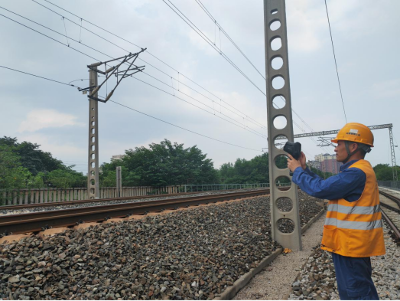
[
  {"x1": 389, "y1": 126, "x2": 398, "y2": 181},
  {"x1": 263, "y1": 0, "x2": 302, "y2": 250},
  {"x1": 87, "y1": 63, "x2": 101, "y2": 199},
  {"x1": 116, "y1": 166, "x2": 122, "y2": 197}
]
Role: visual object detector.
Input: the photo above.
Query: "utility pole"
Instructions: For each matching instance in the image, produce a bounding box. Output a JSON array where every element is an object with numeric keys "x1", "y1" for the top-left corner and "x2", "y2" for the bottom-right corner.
[
  {"x1": 87, "y1": 63, "x2": 101, "y2": 199},
  {"x1": 389, "y1": 126, "x2": 398, "y2": 181},
  {"x1": 81, "y1": 49, "x2": 146, "y2": 199},
  {"x1": 264, "y1": 0, "x2": 302, "y2": 250},
  {"x1": 116, "y1": 166, "x2": 122, "y2": 197}
]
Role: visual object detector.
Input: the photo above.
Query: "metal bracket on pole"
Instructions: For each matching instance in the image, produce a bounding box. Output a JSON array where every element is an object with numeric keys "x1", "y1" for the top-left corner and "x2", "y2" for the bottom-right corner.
[
  {"x1": 317, "y1": 136, "x2": 336, "y2": 147},
  {"x1": 85, "y1": 49, "x2": 146, "y2": 199},
  {"x1": 84, "y1": 49, "x2": 146, "y2": 103},
  {"x1": 264, "y1": 0, "x2": 302, "y2": 250}
]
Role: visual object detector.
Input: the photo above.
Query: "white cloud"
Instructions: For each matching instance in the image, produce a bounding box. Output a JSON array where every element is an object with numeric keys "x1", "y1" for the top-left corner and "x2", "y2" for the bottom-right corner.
[
  {"x1": 18, "y1": 109, "x2": 84, "y2": 133},
  {"x1": 18, "y1": 133, "x2": 86, "y2": 159}
]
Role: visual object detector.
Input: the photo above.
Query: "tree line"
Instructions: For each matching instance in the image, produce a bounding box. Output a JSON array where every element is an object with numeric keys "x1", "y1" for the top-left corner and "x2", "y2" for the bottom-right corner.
[
  {"x1": 0, "y1": 136, "x2": 398, "y2": 190},
  {"x1": 0, "y1": 137, "x2": 85, "y2": 189}
]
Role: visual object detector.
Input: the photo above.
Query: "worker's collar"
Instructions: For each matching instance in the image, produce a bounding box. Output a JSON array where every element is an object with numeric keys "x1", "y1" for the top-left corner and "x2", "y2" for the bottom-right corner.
[{"x1": 339, "y1": 159, "x2": 359, "y2": 172}]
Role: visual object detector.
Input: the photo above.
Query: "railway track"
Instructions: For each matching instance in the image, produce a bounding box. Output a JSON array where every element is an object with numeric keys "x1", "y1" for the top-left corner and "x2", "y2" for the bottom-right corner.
[
  {"x1": 0, "y1": 188, "x2": 250, "y2": 211},
  {"x1": 379, "y1": 189, "x2": 400, "y2": 243},
  {"x1": 0, "y1": 189, "x2": 270, "y2": 236}
]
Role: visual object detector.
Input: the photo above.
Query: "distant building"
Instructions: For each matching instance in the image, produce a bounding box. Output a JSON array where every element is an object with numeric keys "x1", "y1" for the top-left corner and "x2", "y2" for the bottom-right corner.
[
  {"x1": 307, "y1": 160, "x2": 321, "y2": 171},
  {"x1": 320, "y1": 158, "x2": 342, "y2": 174},
  {"x1": 313, "y1": 153, "x2": 342, "y2": 175},
  {"x1": 315, "y1": 153, "x2": 336, "y2": 162},
  {"x1": 111, "y1": 154, "x2": 124, "y2": 161}
]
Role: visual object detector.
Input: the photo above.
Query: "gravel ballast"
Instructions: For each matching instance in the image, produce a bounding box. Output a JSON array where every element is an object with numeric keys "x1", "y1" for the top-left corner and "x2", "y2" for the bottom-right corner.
[
  {"x1": 0, "y1": 192, "x2": 323, "y2": 300},
  {"x1": 288, "y1": 219, "x2": 400, "y2": 300}
]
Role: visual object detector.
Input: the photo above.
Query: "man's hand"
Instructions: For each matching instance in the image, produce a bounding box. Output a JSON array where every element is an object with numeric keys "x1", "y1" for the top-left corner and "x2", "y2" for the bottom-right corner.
[
  {"x1": 299, "y1": 151, "x2": 306, "y2": 170},
  {"x1": 287, "y1": 152, "x2": 306, "y2": 172}
]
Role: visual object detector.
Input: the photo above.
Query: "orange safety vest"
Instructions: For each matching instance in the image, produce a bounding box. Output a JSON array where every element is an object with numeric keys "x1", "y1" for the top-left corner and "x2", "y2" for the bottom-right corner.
[{"x1": 321, "y1": 159, "x2": 386, "y2": 257}]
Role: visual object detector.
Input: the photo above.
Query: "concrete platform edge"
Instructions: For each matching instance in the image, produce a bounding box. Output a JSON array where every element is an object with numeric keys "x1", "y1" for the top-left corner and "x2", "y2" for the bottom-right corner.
[
  {"x1": 215, "y1": 248, "x2": 282, "y2": 300},
  {"x1": 215, "y1": 208, "x2": 326, "y2": 300},
  {"x1": 301, "y1": 208, "x2": 326, "y2": 235}
]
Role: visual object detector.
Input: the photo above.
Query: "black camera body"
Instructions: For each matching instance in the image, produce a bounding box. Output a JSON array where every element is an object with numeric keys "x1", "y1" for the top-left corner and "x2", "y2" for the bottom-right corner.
[{"x1": 283, "y1": 142, "x2": 301, "y2": 160}]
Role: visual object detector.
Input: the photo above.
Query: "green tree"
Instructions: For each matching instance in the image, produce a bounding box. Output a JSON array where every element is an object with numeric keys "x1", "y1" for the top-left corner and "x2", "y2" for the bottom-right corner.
[
  {"x1": 0, "y1": 145, "x2": 33, "y2": 189},
  {"x1": 101, "y1": 139, "x2": 218, "y2": 187},
  {"x1": 46, "y1": 168, "x2": 86, "y2": 189},
  {"x1": 373, "y1": 164, "x2": 399, "y2": 181},
  {"x1": 0, "y1": 137, "x2": 65, "y2": 176},
  {"x1": 219, "y1": 153, "x2": 269, "y2": 184},
  {"x1": 0, "y1": 137, "x2": 86, "y2": 189}
]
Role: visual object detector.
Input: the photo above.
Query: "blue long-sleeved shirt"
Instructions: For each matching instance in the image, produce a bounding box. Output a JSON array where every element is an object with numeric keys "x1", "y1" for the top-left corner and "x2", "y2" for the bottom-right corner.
[{"x1": 292, "y1": 160, "x2": 366, "y2": 202}]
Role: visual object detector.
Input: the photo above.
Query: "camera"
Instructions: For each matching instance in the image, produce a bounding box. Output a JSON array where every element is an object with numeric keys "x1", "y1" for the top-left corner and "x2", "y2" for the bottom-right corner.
[{"x1": 283, "y1": 142, "x2": 301, "y2": 160}]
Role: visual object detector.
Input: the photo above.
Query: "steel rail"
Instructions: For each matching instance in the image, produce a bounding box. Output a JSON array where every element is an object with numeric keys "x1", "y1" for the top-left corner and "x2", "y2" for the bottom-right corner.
[
  {"x1": 380, "y1": 209, "x2": 400, "y2": 242},
  {"x1": 380, "y1": 202, "x2": 400, "y2": 214},
  {"x1": 379, "y1": 190, "x2": 400, "y2": 243},
  {"x1": 0, "y1": 189, "x2": 270, "y2": 236},
  {"x1": 379, "y1": 191, "x2": 400, "y2": 208}
]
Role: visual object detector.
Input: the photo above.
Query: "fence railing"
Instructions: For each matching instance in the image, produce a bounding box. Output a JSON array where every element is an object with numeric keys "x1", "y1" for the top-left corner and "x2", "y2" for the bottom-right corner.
[
  {"x1": 0, "y1": 186, "x2": 179, "y2": 206},
  {"x1": 0, "y1": 183, "x2": 270, "y2": 206},
  {"x1": 182, "y1": 183, "x2": 269, "y2": 192},
  {"x1": 378, "y1": 181, "x2": 400, "y2": 191}
]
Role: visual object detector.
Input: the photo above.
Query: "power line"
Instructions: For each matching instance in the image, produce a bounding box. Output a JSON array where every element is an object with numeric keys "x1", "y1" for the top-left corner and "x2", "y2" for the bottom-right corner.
[
  {"x1": 0, "y1": 12, "x2": 98, "y2": 62},
  {"x1": 324, "y1": 0, "x2": 347, "y2": 123},
  {"x1": 15, "y1": 1, "x2": 318, "y2": 155},
  {"x1": 194, "y1": 0, "x2": 265, "y2": 80},
  {"x1": 133, "y1": 74, "x2": 268, "y2": 139},
  {"x1": 0, "y1": 65, "x2": 82, "y2": 89},
  {"x1": 162, "y1": 0, "x2": 324, "y2": 143},
  {"x1": 33, "y1": 0, "x2": 267, "y2": 130},
  {"x1": 0, "y1": 8, "x2": 266, "y2": 139},
  {"x1": 162, "y1": 0, "x2": 267, "y2": 96},
  {"x1": 34, "y1": 0, "x2": 321, "y2": 149},
  {"x1": 0, "y1": 63, "x2": 262, "y2": 153},
  {"x1": 109, "y1": 100, "x2": 262, "y2": 152}
]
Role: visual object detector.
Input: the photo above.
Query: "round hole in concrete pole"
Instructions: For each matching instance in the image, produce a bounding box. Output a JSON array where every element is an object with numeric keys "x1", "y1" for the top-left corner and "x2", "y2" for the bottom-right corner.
[
  {"x1": 275, "y1": 176, "x2": 291, "y2": 191},
  {"x1": 272, "y1": 94, "x2": 286, "y2": 109},
  {"x1": 275, "y1": 154, "x2": 289, "y2": 169},
  {"x1": 271, "y1": 56, "x2": 284, "y2": 70},
  {"x1": 271, "y1": 37, "x2": 282, "y2": 51},
  {"x1": 270, "y1": 20, "x2": 281, "y2": 31},
  {"x1": 272, "y1": 76, "x2": 285, "y2": 90},
  {"x1": 273, "y1": 115, "x2": 287, "y2": 130},
  {"x1": 274, "y1": 135, "x2": 288, "y2": 150},
  {"x1": 276, "y1": 197, "x2": 293, "y2": 212},
  {"x1": 277, "y1": 218, "x2": 295, "y2": 233}
]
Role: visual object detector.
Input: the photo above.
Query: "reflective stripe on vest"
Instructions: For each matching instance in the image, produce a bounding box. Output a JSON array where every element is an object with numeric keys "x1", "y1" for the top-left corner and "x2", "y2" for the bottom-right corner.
[
  {"x1": 327, "y1": 203, "x2": 381, "y2": 215},
  {"x1": 320, "y1": 159, "x2": 386, "y2": 257},
  {"x1": 325, "y1": 217, "x2": 383, "y2": 230}
]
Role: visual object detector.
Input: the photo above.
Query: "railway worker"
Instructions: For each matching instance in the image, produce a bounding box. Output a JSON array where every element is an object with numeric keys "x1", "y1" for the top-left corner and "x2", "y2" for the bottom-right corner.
[{"x1": 286, "y1": 122, "x2": 385, "y2": 300}]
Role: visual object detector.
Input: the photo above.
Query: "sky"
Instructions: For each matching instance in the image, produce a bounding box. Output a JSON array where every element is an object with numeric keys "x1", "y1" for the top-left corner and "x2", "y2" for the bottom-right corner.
[{"x1": 1, "y1": 0, "x2": 399, "y2": 176}]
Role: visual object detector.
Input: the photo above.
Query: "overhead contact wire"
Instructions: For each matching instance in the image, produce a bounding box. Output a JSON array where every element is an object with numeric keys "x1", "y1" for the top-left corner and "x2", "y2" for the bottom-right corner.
[
  {"x1": 35, "y1": 0, "x2": 319, "y2": 145},
  {"x1": 0, "y1": 8, "x2": 265, "y2": 139},
  {"x1": 31, "y1": 0, "x2": 267, "y2": 131},
  {"x1": 36, "y1": 0, "x2": 266, "y2": 128},
  {"x1": 324, "y1": 0, "x2": 347, "y2": 123},
  {"x1": 0, "y1": 65, "x2": 261, "y2": 152},
  {"x1": 194, "y1": 0, "x2": 265, "y2": 80},
  {"x1": 162, "y1": 0, "x2": 267, "y2": 97}
]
